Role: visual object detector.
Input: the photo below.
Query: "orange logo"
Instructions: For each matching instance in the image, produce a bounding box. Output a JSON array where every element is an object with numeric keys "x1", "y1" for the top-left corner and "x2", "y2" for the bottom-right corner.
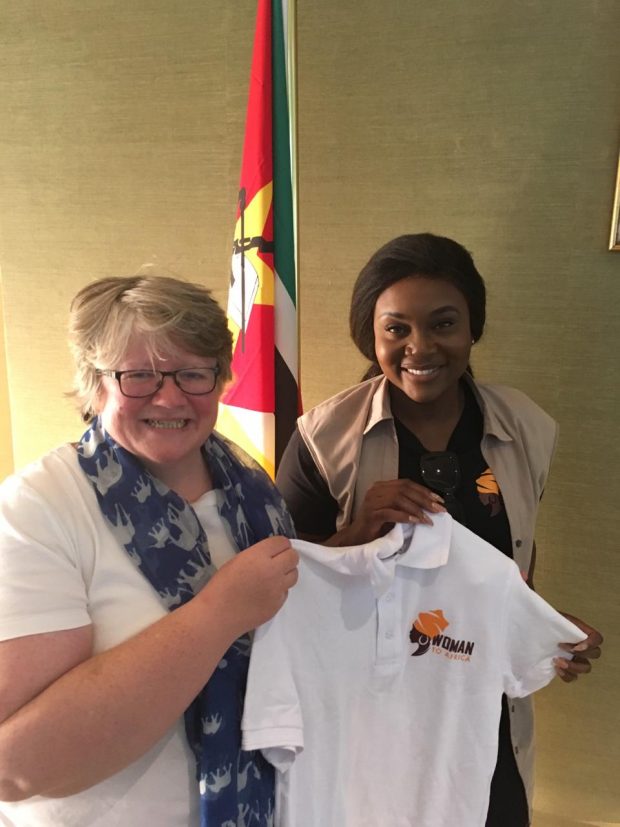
[
  {"x1": 476, "y1": 468, "x2": 502, "y2": 517},
  {"x1": 476, "y1": 468, "x2": 498, "y2": 495},
  {"x1": 413, "y1": 609, "x2": 449, "y2": 638},
  {"x1": 409, "y1": 609, "x2": 475, "y2": 662}
]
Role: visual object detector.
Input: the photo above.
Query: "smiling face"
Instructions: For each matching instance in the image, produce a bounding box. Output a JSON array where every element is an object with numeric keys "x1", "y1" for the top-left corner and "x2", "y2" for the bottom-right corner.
[
  {"x1": 94, "y1": 338, "x2": 221, "y2": 487},
  {"x1": 373, "y1": 276, "x2": 472, "y2": 409}
]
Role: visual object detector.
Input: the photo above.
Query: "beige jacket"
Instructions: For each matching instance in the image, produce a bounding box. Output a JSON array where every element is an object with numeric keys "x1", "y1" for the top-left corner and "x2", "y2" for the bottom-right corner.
[{"x1": 297, "y1": 373, "x2": 559, "y2": 808}]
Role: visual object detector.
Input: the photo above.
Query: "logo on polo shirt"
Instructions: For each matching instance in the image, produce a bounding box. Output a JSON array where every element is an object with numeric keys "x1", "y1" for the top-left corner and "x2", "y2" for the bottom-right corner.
[{"x1": 409, "y1": 610, "x2": 476, "y2": 662}]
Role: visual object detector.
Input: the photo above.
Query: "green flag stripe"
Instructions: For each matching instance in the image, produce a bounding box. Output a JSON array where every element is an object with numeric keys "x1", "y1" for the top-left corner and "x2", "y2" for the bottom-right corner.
[{"x1": 272, "y1": 0, "x2": 296, "y2": 308}]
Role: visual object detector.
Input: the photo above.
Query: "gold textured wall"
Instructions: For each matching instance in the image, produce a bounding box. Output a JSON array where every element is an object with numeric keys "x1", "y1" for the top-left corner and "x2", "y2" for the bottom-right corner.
[
  {"x1": 0, "y1": 1, "x2": 618, "y2": 824},
  {"x1": 0, "y1": 276, "x2": 13, "y2": 480},
  {"x1": 0, "y1": 0, "x2": 256, "y2": 467}
]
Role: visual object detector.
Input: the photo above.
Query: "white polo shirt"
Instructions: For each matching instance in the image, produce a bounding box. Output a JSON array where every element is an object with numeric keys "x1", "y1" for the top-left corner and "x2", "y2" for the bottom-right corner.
[{"x1": 241, "y1": 515, "x2": 584, "y2": 827}]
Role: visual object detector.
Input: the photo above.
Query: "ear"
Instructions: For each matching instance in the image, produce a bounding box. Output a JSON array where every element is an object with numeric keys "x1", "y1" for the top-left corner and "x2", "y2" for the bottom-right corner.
[{"x1": 91, "y1": 377, "x2": 106, "y2": 416}]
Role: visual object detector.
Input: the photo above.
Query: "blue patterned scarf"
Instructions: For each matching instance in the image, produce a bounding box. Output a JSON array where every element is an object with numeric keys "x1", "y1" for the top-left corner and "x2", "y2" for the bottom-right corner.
[{"x1": 77, "y1": 417, "x2": 295, "y2": 826}]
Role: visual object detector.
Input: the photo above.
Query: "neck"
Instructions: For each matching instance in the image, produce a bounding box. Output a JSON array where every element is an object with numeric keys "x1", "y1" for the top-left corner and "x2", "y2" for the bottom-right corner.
[
  {"x1": 145, "y1": 453, "x2": 213, "y2": 503},
  {"x1": 389, "y1": 382, "x2": 465, "y2": 451}
]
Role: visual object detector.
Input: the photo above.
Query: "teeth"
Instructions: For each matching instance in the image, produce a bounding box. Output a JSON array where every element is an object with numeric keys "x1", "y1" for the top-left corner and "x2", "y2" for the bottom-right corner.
[
  {"x1": 404, "y1": 368, "x2": 438, "y2": 376},
  {"x1": 147, "y1": 419, "x2": 187, "y2": 429}
]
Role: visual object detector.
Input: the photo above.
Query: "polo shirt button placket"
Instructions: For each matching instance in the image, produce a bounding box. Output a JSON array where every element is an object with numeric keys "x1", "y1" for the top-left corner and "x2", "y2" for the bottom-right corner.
[{"x1": 375, "y1": 582, "x2": 401, "y2": 669}]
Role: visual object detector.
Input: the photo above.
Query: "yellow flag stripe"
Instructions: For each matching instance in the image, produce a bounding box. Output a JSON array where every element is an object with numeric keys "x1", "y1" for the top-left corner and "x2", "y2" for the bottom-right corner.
[{"x1": 216, "y1": 403, "x2": 275, "y2": 480}]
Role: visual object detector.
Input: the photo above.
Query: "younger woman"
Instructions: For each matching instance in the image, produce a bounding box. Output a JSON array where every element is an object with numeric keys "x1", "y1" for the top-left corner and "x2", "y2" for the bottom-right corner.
[{"x1": 276, "y1": 233, "x2": 602, "y2": 826}]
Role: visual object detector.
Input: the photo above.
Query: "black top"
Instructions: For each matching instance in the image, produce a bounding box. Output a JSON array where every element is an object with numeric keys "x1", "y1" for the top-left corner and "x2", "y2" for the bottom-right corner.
[{"x1": 276, "y1": 382, "x2": 513, "y2": 559}]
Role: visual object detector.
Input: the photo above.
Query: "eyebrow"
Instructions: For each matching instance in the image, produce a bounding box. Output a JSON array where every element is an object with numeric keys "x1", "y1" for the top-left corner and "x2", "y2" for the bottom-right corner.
[{"x1": 377, "y1": 305, "x2": 462, "y2": 318}]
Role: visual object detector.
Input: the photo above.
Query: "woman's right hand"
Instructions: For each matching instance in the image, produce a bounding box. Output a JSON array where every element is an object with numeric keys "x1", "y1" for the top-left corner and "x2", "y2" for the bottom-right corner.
[
  {"x1": 207, "y1": 537, "x2": 299, "y2": 636},
  {"x1": 329, "y1": 479, "x2": 446, "y2": 547}
]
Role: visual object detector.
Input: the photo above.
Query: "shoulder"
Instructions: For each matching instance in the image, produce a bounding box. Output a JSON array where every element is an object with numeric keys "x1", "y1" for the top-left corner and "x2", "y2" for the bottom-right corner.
[
  {"x1": 299, "y1": 376, "x2": 385, "y2": 439},
  {"x1": 276, "y1": 427, "x2": 314, "y2": 480},
  {"x1": 470, "y1": 379, "x2": 557, "y2": 443},
  {"x1": 0, "y1": 445, "x2": 98, "y2": 551},
  {"x1": 296, "y1": 377, "x2": 388, "y2": 482},
  {"x1": 1, "y1": 445, "x2": 84, "y2": 505},
  {"x1": 0, "y1": 446, "x2": 92, "y2": 567},
  {"x1": 276, "y1": 427, "x2": 339, "y2": 535},
  {"x1": 0, "y1": 447, "x2": 97, "y2": 644},
  {"x1": 476, "y1": 382, "x2": 553, "y2": 422}
]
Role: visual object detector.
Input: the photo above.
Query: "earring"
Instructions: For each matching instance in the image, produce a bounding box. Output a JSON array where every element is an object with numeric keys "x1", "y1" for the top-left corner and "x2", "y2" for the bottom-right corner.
[{"x1": 471, "y1": 339, "x2": 475, "y2": 345}]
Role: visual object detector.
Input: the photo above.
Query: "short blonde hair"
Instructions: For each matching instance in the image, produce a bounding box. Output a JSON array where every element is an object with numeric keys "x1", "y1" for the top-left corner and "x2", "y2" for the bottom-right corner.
[{"x1": 68, "y1": 274, "x2": 233, "y2": 420}]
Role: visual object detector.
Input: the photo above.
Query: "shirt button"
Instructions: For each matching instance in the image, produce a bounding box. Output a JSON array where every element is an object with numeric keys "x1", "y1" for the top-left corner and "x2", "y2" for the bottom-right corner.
[
  {"x1": 385, "y1": 592, "x2": 395, "y2": 603},
  {"x1": 514, "y1": 746, "x2": 519, "y2": 755},
  {"x1": 385, "y1": 631, "x2": 394, "y2": 640},
  {"x1": 515, "y1": 539, "x2": 522, "y2": 548}
]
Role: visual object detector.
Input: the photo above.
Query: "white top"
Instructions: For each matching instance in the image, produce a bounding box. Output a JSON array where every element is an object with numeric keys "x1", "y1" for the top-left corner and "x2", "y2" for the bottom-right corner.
[
  {"x1": 0, "y1": 444, "x2": 237, "y2": 827},
  {"x1": 242, "y1": 516, "x2": 584, "y2": 827}
]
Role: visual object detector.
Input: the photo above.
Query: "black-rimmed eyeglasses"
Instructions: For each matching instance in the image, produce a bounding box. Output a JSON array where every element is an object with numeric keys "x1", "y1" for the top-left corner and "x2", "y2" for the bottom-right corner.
[
  {"x1": 97, "y1": 366, "x2": 220, "y2": 398},
  {"x1": 419, "y1": 451, "x2": 464, "y2": 522}
]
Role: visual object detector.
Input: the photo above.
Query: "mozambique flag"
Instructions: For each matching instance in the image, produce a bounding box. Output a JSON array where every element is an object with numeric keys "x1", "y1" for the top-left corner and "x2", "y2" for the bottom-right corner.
[{"x1": 217, "y1": 0, "x2": 300, "y2": 479}]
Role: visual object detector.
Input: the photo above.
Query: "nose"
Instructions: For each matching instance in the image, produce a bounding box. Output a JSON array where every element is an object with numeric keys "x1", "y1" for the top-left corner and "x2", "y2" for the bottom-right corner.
[
  {"x1": 405, "y1": 328, "x2": 436, "y2": 356},
  {"x1": 151, "y1": 374, "x2": 187, "y2": 405}
]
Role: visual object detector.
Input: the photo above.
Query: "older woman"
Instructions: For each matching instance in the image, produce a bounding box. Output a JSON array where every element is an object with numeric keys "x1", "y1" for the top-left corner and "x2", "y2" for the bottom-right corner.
[
  {"x1": 276, "y1": 233, "x2": 603, "y2": 827},
  {"x1": 0, "y1": 275, "x2": 298, "y2": 826}
]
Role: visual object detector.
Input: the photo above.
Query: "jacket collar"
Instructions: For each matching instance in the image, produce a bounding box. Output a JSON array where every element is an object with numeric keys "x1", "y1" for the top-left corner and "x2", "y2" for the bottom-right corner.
[
  {"x1": 362, "y1": 372, "x2": 514, "y2": 443},
  {"x1": 363, "y1": 375, "x2": 394, "y2": 435},
  {"x1": 462, "y1": 373, "x2": 513, "y2": 442}
]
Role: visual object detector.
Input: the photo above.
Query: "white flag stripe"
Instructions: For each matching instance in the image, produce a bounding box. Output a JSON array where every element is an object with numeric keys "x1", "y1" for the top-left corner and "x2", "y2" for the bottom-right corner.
[{"x1": 274, "y1": 271, "x2": 298, "y2": 383}]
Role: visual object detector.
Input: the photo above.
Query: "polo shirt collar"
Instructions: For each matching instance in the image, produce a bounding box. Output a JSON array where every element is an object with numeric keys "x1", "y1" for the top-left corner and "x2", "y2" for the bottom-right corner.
[
  {"x1": 367, "y1": 518, "x2": 452, "y2": 595},
  {"x1": 381, "y1": 517, "x2": 452, "y2": 570},
  {"x1": 294, "y1": 519, "x2": 453, "y2": 598}
]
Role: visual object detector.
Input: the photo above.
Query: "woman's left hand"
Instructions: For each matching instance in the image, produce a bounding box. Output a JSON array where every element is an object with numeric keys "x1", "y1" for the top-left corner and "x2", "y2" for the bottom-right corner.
[{"x1": 554, "y1": 613, "x2": 603, "y2": 682}]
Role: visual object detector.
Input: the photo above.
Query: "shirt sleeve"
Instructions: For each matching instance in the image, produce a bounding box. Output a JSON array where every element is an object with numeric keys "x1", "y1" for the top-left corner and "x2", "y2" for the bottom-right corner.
[
  {"x1": 275, "y1": 426, "x2": 339, "y2": 538},
  {"x1": 241, "y1": 600, "x2": 303, "y2": 772},
  {"x1": 0, "y1": 473, "x2": 91, "y2": 642},
  {"x1": 501, "y1": 563, "x2": 586, "y2": 698}
]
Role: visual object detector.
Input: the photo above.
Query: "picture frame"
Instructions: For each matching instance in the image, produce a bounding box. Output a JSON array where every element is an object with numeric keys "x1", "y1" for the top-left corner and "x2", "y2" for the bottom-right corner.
[{"x1": 609, "y1": 151, "x2": 620, "y2": 251}]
